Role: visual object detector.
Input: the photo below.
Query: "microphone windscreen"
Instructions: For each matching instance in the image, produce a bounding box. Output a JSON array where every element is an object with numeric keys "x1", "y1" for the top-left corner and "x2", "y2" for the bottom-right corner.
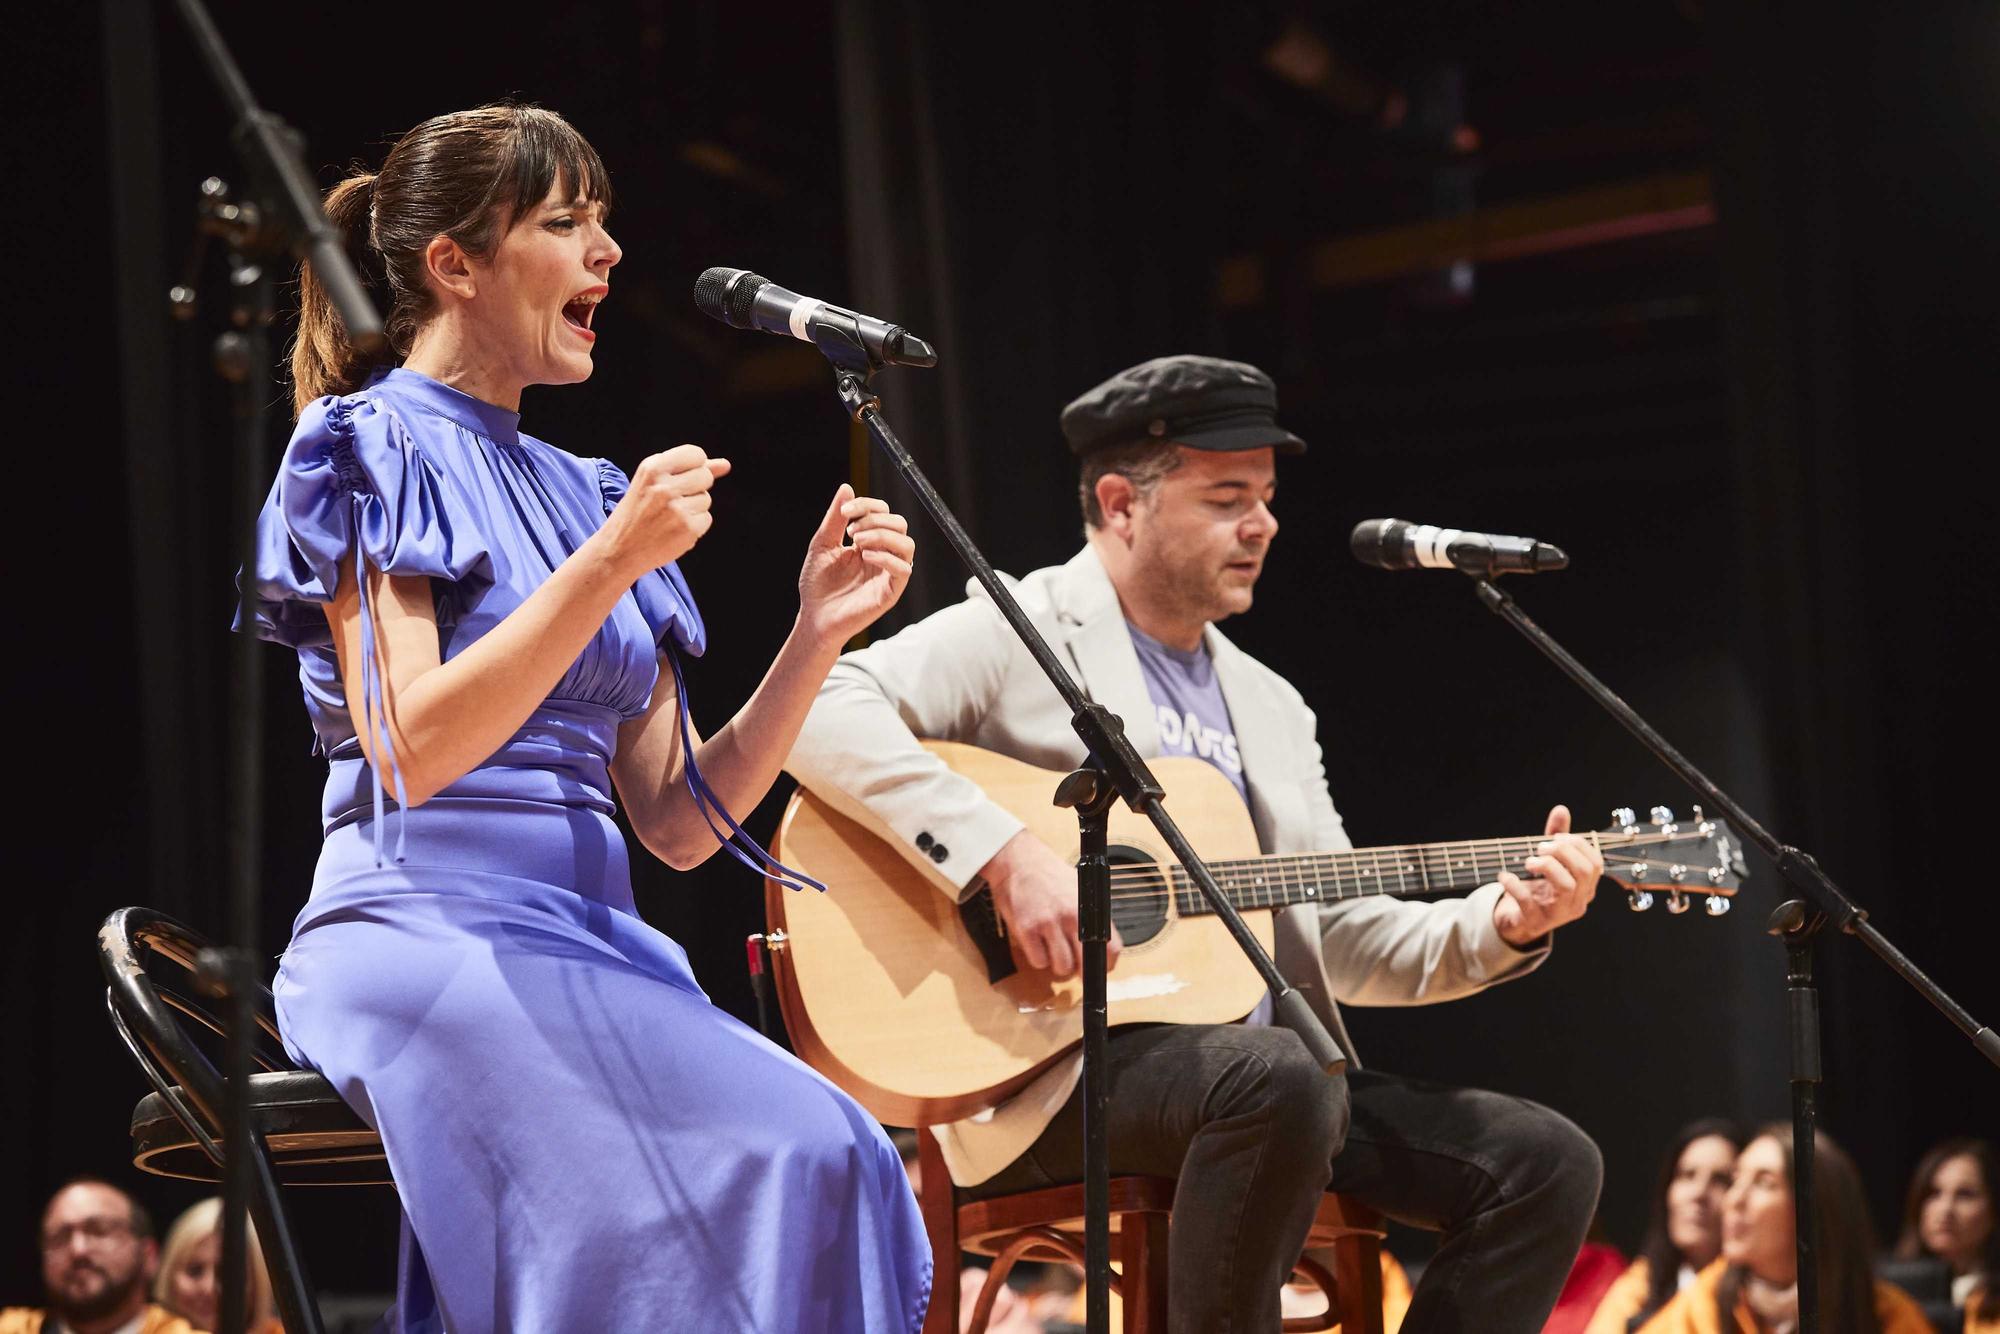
[
  {"x1": 693, "y1": 267, "x2": 769, "y2": 328},
  {"x1": 1348, "y1": 519, "x2": 1408, "y2": 569},
  {"x1": 693, "y1": 267, "x2": 737, "y2": 320}
]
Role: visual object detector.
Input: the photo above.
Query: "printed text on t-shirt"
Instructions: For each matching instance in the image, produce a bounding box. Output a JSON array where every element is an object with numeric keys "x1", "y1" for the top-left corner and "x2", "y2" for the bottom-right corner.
[{"x1": 1156, "y1": 706, "x2": 1243, "y2": 773}]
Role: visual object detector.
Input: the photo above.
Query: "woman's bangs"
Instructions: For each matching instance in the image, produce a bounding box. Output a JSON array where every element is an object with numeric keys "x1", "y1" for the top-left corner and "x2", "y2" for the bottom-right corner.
[{"x1": 508, "y1": 113, "x2": 614, "y2": 223}]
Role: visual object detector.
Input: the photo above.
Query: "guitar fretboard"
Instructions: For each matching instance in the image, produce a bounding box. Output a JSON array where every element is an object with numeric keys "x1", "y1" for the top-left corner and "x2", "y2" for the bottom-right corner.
[{"x1": 1160, "y1": 830, "x2": 1673, "y2": 917}]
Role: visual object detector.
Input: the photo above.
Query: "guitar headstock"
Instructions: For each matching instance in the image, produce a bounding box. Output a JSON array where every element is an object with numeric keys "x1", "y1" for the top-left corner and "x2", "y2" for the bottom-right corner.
[{"x1": 1599, "y1": 805, "x2": 1748, "y2": 916}]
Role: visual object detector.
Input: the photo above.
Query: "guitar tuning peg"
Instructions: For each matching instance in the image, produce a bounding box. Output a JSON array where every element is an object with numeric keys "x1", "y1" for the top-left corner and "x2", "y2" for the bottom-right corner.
[
  {"x1": 1668, "y1": 864, "x2": 1687, "y2": 883},
  {"x1": 1627, "y1": 889, "x2": 1654, "y2": 912},
  {"x1": 1666, "y1": 890, "x2": 1690, "y2": 914},
  {"x1": 1611, "y1": 806, "x2": 1636, "y2": 831},
  {"x1": 1707, "y1": 866, "x2": 1728, "y2": 884},
  {"x1": 1649, "y1": 806, "x2": 1675, "y2": 826},
  {"x1": 1705, "y1": 895, "x2": 1731, "y2": 917}
]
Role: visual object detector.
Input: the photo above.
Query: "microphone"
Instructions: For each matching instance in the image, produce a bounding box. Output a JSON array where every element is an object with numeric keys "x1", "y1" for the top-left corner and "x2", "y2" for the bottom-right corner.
[
  {"x1": 694, "y1": 267, "x2": 937, "y2": 369},
  {"x1": 1350, "y1": 518, "x2": 1569, "y2": 575}
]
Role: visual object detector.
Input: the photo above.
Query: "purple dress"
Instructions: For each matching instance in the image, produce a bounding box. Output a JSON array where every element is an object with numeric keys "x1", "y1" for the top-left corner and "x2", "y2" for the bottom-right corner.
[{"x1": 243, "y1": 368, "x2": 931, "y2": 1333}]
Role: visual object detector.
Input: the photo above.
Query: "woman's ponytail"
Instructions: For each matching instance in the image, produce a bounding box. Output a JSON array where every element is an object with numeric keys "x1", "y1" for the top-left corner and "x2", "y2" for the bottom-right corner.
[{"x1": 289, "y1": 173, "x2": 388, "y2": 416}]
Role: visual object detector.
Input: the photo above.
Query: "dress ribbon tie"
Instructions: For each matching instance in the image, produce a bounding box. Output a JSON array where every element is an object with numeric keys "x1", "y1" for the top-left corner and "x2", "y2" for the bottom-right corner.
[
  {"x1": 352, "y1": 494, "x2": 410, "y2": 868},
  {"x1": 665, "y1": 645, "x2": 825, "y2": 893}
]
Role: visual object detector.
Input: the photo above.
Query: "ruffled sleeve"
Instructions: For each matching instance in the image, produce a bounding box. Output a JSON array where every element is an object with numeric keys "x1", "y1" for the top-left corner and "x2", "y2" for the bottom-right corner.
[
  {"x1": 595, "y1": 458, "x2": 707, "y2": 658},
  {"x1": 236, "y1": 390, "x2": 494, "y2": 866},
  {"x1": 241, "y1": 392, "x2": 493, "y2": 649}
]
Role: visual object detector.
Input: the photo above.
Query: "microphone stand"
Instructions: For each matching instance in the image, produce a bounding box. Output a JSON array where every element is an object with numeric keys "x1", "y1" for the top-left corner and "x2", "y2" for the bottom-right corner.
[
  {"x1": 1464, "y1": 573, "x2": 1999, "y2": 1334},
  {"x1": 805, "y1": 322, "x2": 1344, "y2": 1334},
  {"x1": 165, "y1": 3, "x2": 384, "y2": 1331}
]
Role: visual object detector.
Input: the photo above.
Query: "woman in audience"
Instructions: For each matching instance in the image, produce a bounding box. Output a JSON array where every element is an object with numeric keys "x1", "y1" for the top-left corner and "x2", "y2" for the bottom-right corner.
[
  {"x1": 1639, "y1": 1125, "x2": 1931, "y2": 1334},
  {"x1": 1895, "y1": 1137, "x2": 1997, "y2": 1334},
  {"x1": 1589, "y1": 1119, "x2": 1745, "y2": 1333},
  {"x1": 154, "y1": 1198, "x2": 279, "y2": 1334}
]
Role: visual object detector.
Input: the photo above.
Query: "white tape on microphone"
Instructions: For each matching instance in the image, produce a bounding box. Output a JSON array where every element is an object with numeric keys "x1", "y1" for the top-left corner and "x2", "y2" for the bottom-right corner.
[
  {"x1": 788, "y1": 297, "x2": 824, "y2": 343},
  {"x1": 1410, "y1": 525, "x2": 1464, "y2": 569}
]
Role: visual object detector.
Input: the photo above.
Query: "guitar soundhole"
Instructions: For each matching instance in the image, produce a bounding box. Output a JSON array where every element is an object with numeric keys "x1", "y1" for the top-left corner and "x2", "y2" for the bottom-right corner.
[{"x1": 1107, "y1": 845, "x2": 1172, "y2": 946}]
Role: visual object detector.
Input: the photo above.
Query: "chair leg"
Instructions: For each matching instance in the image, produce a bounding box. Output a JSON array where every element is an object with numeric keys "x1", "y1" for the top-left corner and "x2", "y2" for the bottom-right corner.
[
  {"x1": 1119, "y1": 1211, "x2": 1169, "y2": 1334},
  {"x1": 1331, "y1": 1232, "x2": 1384, "y2": 1334},
  {"x1": 916, "y1": 1131, "x2": 959, "y2": 1334},
  {"x1": 244, "y1": 1136, "x2": 325, "y2": 1334}
]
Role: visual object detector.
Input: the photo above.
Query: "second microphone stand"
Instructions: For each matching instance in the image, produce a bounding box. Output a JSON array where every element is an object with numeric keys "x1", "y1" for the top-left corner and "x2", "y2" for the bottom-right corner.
[
  {"x1": 1466, "y1": 574, "x2": 1999, "y2": 1334},
  {"x1": 809, "y1": 326, "x2": 1344, "y2": 1334}
]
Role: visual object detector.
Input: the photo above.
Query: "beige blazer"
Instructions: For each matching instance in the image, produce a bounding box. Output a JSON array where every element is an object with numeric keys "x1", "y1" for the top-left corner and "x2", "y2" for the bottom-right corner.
[{"x1": 787, "y1": 544, "x2": 1547, "y2": 1185}]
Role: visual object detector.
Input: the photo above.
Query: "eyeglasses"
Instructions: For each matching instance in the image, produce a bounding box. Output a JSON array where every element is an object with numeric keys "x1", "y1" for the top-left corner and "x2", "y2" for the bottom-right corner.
[{"x1": 40, "y1": 1218, "x2": 135, "y2": 1252}]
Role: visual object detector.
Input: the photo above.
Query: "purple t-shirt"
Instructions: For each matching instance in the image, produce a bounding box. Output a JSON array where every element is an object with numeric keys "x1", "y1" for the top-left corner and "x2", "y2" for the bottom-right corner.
[
  {"x1": 1127, "y1": 622, "x2": 1247, "y2": 803},
  {"x1": 1128, "y1": 621, "x2": 1273, "y2": 1025}
]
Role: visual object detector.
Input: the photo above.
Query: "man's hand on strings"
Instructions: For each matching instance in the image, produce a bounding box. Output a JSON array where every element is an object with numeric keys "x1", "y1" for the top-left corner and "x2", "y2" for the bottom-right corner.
[{"x1": 980, "y1": 829, "x2": 1124, "y2": 979}]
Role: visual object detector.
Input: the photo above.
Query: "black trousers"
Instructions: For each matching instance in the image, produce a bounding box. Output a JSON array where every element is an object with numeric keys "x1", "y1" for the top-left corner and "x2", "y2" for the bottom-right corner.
[{"x1": 966, "y1": 1024, "x2": 1602, "y2": 1334}]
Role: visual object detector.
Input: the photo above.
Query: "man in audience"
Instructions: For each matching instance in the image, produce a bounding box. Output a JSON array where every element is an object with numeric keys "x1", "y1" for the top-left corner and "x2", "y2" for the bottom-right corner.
[{"x1": 2, "y1": 1179, "x2": 197, "y2": 1334}]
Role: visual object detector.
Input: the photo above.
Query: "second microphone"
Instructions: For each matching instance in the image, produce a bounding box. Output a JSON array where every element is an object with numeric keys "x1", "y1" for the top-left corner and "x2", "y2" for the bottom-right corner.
[{"x1": 1350, "y1": 518, "x2": 1569, "y2": 575}]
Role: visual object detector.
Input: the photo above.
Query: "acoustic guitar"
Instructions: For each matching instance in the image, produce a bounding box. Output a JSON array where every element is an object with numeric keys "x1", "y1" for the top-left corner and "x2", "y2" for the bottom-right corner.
[{"x1": 765, "y1": 740, "x2": 1747, "y2": 1125}]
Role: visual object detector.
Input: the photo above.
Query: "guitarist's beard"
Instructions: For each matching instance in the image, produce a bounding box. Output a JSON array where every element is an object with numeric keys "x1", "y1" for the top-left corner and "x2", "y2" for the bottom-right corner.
[{"x1": 1124, "y1": 533, "x2": 1268, "y2": 632}]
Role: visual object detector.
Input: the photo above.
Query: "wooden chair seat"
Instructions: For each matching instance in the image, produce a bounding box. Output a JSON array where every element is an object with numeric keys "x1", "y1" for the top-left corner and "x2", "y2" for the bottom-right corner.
[{"x1": 918, "y1": 1131, "x2": 1385, "y2": 1334}]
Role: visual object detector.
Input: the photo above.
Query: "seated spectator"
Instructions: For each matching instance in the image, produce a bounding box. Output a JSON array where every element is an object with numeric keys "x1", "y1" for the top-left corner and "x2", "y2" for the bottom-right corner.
[
  {"x1": 1638, "y1": 1125, "x2": 1932, "y2": 1334},
  {"x1": 1, "y1": 1179, "x2": 196, "y2": 1334},
  {"x1": 1589, "y1": 1119, "x2": 1746, "y2": 1333},
  {"x1": 1549, "y1": 1218, "x2": 1631, "y2": 1334},
  {"x1": 155, "y1": 1198, "x2": 280, "y2": 1334},
  {"x1": 1894, "y1": 1138, "x2": 1997, "y2": 1334}
]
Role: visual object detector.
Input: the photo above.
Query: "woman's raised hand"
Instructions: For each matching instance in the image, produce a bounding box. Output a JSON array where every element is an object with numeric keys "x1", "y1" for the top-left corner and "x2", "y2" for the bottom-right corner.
[
  {"x1": 797, "y1": 484, "x2": 915, "y2": 649},
  {"x1": 603, "y1": 445, "x2": 732, "y2": 574}
]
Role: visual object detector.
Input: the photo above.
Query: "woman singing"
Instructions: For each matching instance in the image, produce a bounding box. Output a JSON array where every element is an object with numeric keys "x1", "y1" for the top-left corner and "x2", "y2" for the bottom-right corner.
[{"x1": 242, "y1": 103, "x2": 930, "y2": 1331}]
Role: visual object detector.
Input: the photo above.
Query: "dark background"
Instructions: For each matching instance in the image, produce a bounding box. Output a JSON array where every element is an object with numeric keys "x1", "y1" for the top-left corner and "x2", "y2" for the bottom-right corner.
[{"x1": 15, "y1": 0, "x2": 1997, "y2": 1309}]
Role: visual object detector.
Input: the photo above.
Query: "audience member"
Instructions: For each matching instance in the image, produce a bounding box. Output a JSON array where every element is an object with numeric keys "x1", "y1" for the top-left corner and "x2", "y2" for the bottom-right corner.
[
  {"x1": 2, "y1": 1180, "x2": 196, "y2": 1334},
  {"x1": 1895, "y1": 1138, "x2": 1997, "y2": 1334},
  {"x1": 1589, "y1": 1119, "x2": 1747, "y2": 1333},
  {"x1": 154, "y1": 1199, "x2": 279, "y2": 1334},
  {"x1": 1549, "y1": 1216, "x2": 1631, "y2": 1334},
  {"x1": 1638, "y1": 1125, "x2": 1931, "y2": 1334}
]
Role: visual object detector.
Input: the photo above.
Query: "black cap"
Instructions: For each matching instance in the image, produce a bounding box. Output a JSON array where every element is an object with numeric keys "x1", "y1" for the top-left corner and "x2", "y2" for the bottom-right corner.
[{"x1": 1060, "y1": 355, "x2": 1307, "y2": 457}]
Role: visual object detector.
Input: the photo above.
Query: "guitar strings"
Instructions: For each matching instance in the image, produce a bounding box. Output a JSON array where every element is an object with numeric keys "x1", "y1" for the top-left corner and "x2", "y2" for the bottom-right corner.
[
  {"x1": 1098, "y1": 847, "x2": 1707, "y2": 883},
  {"x1": 1088, "y1": 846, "x2": 1729, "y2": 904},
  {"x1": 1095, "y1": 833, "x2": 1723, "y2": 883}
]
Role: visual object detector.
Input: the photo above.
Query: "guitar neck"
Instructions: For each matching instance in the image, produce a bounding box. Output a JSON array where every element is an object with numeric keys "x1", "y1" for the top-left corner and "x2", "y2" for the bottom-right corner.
[{"x1": 1166, "y1": 831, "x2": 1633, "y2": 915}]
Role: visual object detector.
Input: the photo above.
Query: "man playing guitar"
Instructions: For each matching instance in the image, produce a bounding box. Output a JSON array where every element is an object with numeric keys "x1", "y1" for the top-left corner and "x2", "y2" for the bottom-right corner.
[{"x1": 789, "y1": 354, "x2": 1606, "y2": 1332}]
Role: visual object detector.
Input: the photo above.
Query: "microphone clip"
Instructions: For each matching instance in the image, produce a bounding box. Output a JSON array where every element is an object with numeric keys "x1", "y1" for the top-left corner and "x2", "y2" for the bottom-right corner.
[{"x1": 807, "y1": 308, "x2": 884, "y2": 378}]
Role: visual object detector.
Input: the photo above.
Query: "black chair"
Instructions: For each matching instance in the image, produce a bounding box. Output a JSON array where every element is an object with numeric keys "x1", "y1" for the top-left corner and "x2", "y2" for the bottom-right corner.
[{"x1": 99, "y1": 907, "x2": 387, "y2": 1334}]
